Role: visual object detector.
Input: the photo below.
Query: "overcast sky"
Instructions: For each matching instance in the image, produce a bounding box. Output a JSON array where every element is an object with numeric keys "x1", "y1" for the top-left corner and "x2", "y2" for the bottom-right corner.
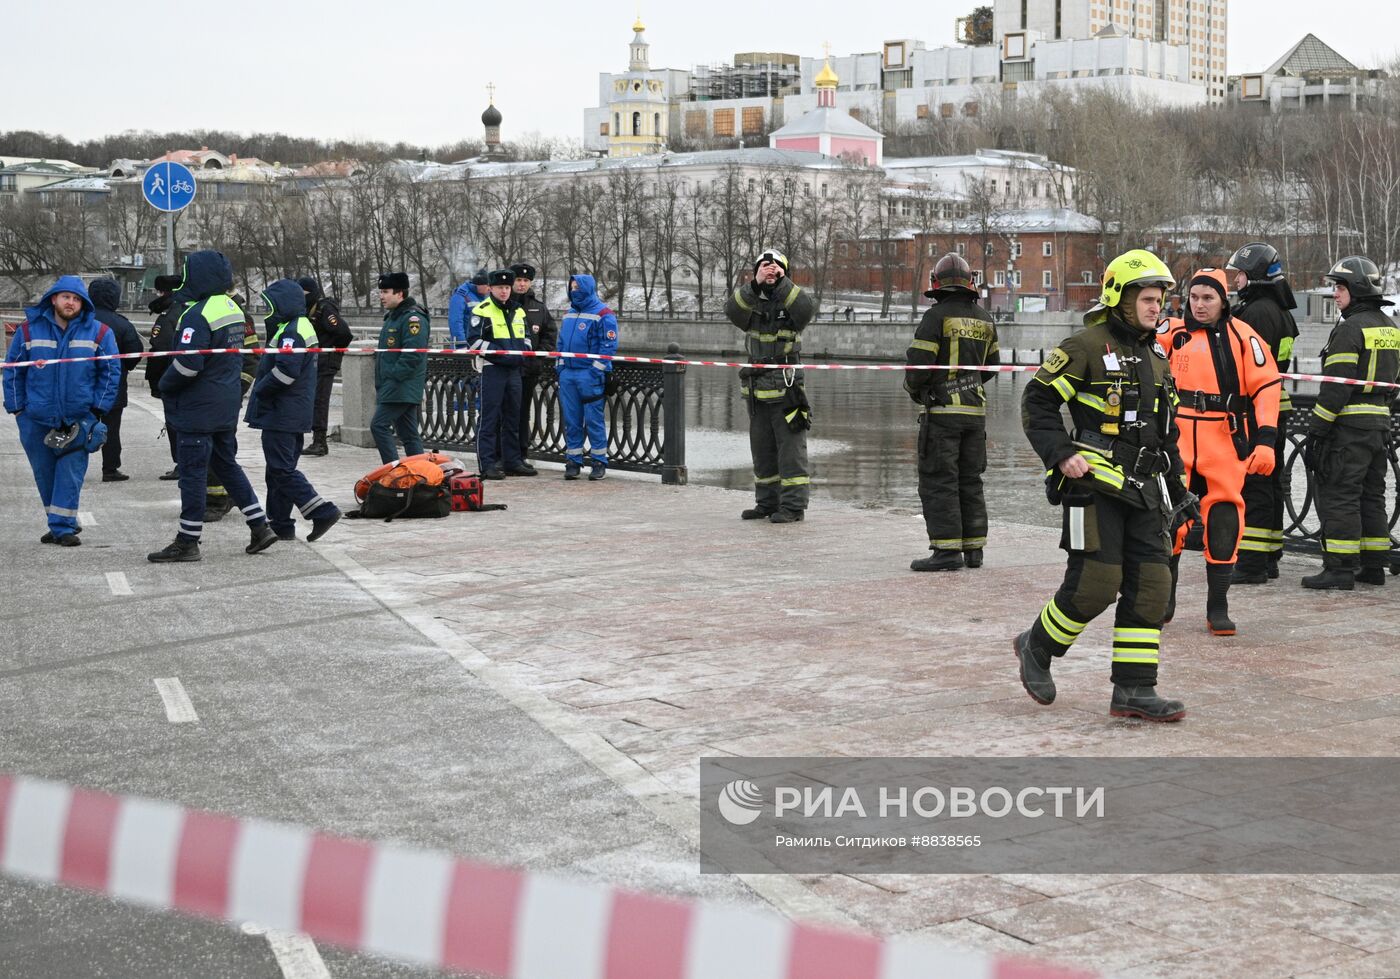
[{"x1": 6, "y1": 0, "x2": 1396, "y2": 151}]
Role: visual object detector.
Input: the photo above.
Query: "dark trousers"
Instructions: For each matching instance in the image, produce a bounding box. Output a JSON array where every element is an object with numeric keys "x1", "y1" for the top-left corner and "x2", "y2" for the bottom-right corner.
[
  {"x1": 478, "y1": 364, "x2": 523, "y2": 472},
  {"x1": 748, "y1": 399, "x2": 809, "y2": 513},
  {"x1": 370, "y1": 401, "x2": 423, "y2": 464},
  {"x1": 261, "y1": 430, "x2": 335, "y2": 533},
  {"x1": 917, "y1": 412, "x2": 988, "y2": 551},
  {"x1": 176, "y1": 431, "x2": 265, "y2": 541},
  {"x1": 101, "y1": 403, "x2": 125, "y2": 474},
  {"x1": 312, "y1": 355, "x2": 341, "y2": 435},
  {"x1": 518, "y1": 372, "x2": 539, "y2": 461},
  {"x1": 1240, "y1": 412, "x2": 1289, "y2": 564},
  {"x1": 1315, "y1": 425, "x2": 1390, "y2": 571},
  {"x1": 1027, "y1": 488, "x2": 1173, "y2": 687}
]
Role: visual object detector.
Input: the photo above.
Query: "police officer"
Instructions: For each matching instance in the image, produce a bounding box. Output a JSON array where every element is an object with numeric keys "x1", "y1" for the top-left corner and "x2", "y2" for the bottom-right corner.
[
  {"x1": 148, "y1": 251, "x2": 277, "y2": 563},
  {"x1": 468, "y1": 268, "x2": 535, "y2": 479},
  {"x1": 905, "y1": 254, "x2": 1000, "y2": 571},
  {"x1": 245, "y1": 280, "x2": 341, "y2": 542},
  {"x1": 1301, "y1": 256, "x2": 1400, "y2": 590},
  {"x1": 1226, "y1": 242, "x2": 1300, "y2": 583},
  {"x1": 145, "y1": 273, "x2": 185, "y2": 480},
  {"x1": 3, "y1": 277, "x2": 121, "y2": 545},
  {"x1": 298, "y1": 275, "x2": 352, "y2": 457},
  {"x1": 725, "y1": 248, "x2": 818, "y2": 523},
  {"x1": 509, "y1": 262, "x2": 557, "y2": 465},
  {"x1": 371, "y1": 272, "x2": 430, "y2": 464},
  {"x1": 1015, "y1": 249, "x2": 1192, "y2": 721}
]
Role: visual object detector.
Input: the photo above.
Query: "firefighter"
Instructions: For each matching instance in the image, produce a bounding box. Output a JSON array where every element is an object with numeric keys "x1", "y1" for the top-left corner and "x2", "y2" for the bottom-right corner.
[
  {"x1": 1302, "y1": 256, "x2": 1400, "y2": 590},
  {"x1": 1226, "y1": 242, "x2": 1300, "y2": 583},
  {"x1": 1014, "y1": 249, "x2": 1194, "y2": 722},
  {"x1": 1159, "y1": 269, "x2": 1281, "y2": 635},
  {"x1": 905, "y1": 253, "x2": 1000, "y2": 571}
]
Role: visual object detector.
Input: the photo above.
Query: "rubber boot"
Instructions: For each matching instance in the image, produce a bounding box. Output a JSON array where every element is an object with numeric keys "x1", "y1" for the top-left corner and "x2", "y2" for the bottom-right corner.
[
  {"x1": 1356, "y1": 567, "x2": 1387, "y2": 586},
  {"x1": 1012, "y1": 630, "x2": 1055, "y2": 705},
  {"x1": 1110, "y1": 684, "x2": 1186, "y2": 722},
  {"x1": 963, "y1": 548, "x2": 984, "y2": 568},
  {"x1": 911, "y1": 549, "x2": 963, "y2": 572},
  {"x1": 1163, "y1": 554, "x2": 1180, "y2": 624},
  {"x1": 1205, "y1": 563, "x2": 1236, "y2": 636},
  {"x1": 1266, "y1": 553, "x2": 1281, "y2": 580},
  {"x1": 1301, "y1": 568, "x2": 1355, "y2": 591},
  {"x1": 741, "y1": 507, "x2": 775, "y2": 520},
  {"x1": 204, "y1": 492, "x2": 234, "y2": 523},
  {"x1": 1233, "y1": 552, "x2": 1269, "y2": 585},
  {"x1": 769, "y1": 509, "x2": 803, "y2": 523}
]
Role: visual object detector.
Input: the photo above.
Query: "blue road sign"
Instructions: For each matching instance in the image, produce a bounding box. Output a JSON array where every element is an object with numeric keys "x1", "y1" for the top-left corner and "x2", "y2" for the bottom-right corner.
[{"x1": 142, "y1": 162, "x2": 197, "y2": 212}]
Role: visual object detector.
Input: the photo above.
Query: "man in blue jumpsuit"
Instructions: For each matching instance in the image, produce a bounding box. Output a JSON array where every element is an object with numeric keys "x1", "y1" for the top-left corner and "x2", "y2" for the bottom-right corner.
[
  {"x1": 555, "y1": 274, "x2": 618, "y2": 480},
  {"x1": 148, "y1": 250, "x2": 278, "y2": 563},
  {"x1": 245, "y1": 279, "x2": 342, "y2": 543},
  {"x1": 4, "y1": 276, "x2": 121, "y2": 545},
  {"x1": 468, "y1": 269, "x2": 535, "y2": 479}
]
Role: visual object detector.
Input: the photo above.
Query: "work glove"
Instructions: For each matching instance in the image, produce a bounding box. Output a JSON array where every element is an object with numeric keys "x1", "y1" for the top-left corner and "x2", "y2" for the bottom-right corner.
[
  {"x1": 1166, "y1": 476, "x2": 1201, "y2": 530},
  {"x1": 1302, "y1": 430, "x2": 1328, "y2": 472},
  {"x1": 1244, "y1": 444, "x2": 1275, "y2": 476}
]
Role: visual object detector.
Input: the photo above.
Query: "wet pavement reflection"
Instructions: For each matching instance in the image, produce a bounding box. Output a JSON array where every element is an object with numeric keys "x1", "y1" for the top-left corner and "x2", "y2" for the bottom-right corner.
[{"x1": 684, "y1": 367, "x2": 1059, "y2": 530}]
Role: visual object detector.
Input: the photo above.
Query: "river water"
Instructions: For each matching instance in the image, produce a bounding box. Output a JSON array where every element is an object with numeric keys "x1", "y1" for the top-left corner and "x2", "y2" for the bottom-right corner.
[{"x1": 681, "y1": 366, "x2": 1060, "y2": 530}]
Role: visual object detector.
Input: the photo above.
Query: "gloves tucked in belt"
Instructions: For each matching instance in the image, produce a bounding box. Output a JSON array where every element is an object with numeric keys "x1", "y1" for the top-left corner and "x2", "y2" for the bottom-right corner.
[
  {"x1": 1166, "y1": 475, "x2": 1201, "y2": 529},
  {"x1": 1244, "y1": 444, "x2": 1275, "y2": 476},
  {"x1": 1302, "y1": 430, "x2": 1328, "y2": 472}
]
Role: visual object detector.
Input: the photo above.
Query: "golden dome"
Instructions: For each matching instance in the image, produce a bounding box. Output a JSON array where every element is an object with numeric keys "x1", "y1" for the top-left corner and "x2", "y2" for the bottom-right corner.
[
  {"x1": 632, "y1": 15, "x2": 645, "y2": 32},
  {"x1": 814, "y1": 58, "x2": 839, "y2": 88}
]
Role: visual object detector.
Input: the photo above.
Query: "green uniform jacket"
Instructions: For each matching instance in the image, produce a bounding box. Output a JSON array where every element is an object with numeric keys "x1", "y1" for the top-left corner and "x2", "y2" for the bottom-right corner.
[
  {"x1": 725, "y1": 275, "x2": 817, "y2": 400},
  {"x1": 376, "y1": 299, "x2": 430, "y2": 404},
  {"x1": 905, "y1": 293, "x2": 1000, "y2": 416},
  {"x1": 1023, "y1": 307, "x2": 1184, "y2": 505},
  {"x1": 1311, "y1": 300, "x2": 1400, "y2": 434}
]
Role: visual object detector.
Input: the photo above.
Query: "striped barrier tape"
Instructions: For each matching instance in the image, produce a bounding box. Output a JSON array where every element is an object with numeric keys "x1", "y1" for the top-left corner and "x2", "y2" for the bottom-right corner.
[
  {"x1": 0, "y1": 773, "x2": 1098, "y2": 979},
  {"x1": 3, "y1": 345, "x2": 1399, "y2": 390}
]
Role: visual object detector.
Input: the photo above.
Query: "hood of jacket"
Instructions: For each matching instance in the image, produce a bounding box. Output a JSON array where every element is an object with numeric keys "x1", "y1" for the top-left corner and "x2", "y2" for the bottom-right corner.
[
  {"x1": 174, "y1": 250, "x2": 235, "y2": 304},
  {"x1": 296, "y1": 276, "x2": 323, "y2": 304},
  {"x1": 261, "y1": 279, "x2": 308, "y2": 324},
  {"x1": 26, "y1": 275, "x2": 96, "y2": 327},
  {"x1": 88, "y1": 277, "x2": 122, "y2": 311},
  {"x1": 569, "y1": 274, "x2": 604, "y2": 313}
]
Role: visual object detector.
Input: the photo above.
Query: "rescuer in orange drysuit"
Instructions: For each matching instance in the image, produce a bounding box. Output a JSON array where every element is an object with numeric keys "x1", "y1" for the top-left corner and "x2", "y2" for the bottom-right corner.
[{"x1": 1158, "y1": 268, "x2": 1281, "y2": 636}]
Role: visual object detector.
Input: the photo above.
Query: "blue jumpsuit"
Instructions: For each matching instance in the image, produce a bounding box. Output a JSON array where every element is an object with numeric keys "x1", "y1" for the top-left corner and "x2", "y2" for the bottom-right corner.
[{"x1": 556, "y1": 275, "x2": 619, "y2": 468}]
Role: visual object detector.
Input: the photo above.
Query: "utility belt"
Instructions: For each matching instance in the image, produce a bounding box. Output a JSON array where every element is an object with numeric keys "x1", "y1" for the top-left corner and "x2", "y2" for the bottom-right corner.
[
  {"x1": 1177, "y1": 388, "x2": 1242, "y2": 415},
  {"x1": 1074, "y1": 428, "x2": 1171, "y2": 479}
]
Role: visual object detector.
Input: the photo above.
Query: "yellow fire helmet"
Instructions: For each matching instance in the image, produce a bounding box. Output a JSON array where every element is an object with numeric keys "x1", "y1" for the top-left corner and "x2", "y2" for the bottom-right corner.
[{"x1": 1099, "y1": 249, "x2": 1174, "y2": 308}]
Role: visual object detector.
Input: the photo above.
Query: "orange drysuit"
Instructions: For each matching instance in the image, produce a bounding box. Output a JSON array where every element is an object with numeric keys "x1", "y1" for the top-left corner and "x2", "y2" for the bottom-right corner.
[{"x1": 1161, "y1": 275, "x2": 1282, "y2": 565}]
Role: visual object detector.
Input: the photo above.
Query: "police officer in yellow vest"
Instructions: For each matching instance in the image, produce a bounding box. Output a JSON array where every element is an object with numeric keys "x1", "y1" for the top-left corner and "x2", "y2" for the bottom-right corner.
[
  {"x1": 1301, "y1": 256, "x2": 1400, "y2": 590},
  {"x1": 1015, "y1": 250, "x2": 1194, "y2": 721},
  {"x1": 469, "y1": 268, "x2": 536, "y2": 479},
  {"x1": 905, "y1": 254, "x2": 1001, "y2": 571}
]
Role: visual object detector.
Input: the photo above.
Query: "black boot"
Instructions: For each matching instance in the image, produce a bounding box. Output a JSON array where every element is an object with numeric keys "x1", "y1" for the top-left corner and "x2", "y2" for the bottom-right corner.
[
  {"x1": 303, "y1": 432, "x2": 329, "y2": 457},
  {"x1": 246, "y1": 523, "x2": 279, "y2": 555},
  {"x1": 1206, "y1": 563, "x2": 1236, "y2": 636},
  {"x1": 1013, "y1": 630, "x2": 1055, "y2": 705},
  {"x1": 1110, "y1": 684, "x2": 1186, "y2": 722},
  {"x1": 204, "y1": 494, "x2": 234, "y2": 523},
  {"x1": 963, "y1": 548, "x2": 984, "y2": 569},
  {"x1": 1233, "y1": 552, "x2": 1269, "y2": 585},
  {"x1": 911, "y1": 549, "x2": 963, "y2": 572},
  {"x1": 769, "y1": 509, "x2": 804, "y2": 524},
  {"x1": 1266, "y1": 553, "x2": 1281, "y2": 580},
  {"x1": 1302, "y1": 568, "x2": 1355, "y2": 591},
  {"x1": 148, "y1": 538, "x2": 201, "y2": 563},
  {"x1": 1356, "y1": 567, "x2": 1387, "y2": 586},
  {"x1": 741, "y1": 507, "x2": 775, "y2": 520},
  {"x1": 1163, "y1": 554, "x2": 1180, "y2": 624}
]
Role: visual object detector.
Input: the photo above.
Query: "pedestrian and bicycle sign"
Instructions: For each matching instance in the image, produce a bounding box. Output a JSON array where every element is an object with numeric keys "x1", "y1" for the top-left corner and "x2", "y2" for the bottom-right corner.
[{"x1": 142, "y1": 161, "x2": 197, "y2": 212}]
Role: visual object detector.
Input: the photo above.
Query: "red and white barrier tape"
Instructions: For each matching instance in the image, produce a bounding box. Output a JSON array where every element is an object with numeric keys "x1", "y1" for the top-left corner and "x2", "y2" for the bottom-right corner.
[
  {"x1": 3, "y1": 345, "x2": 1398, "y2": 390},
  {"x1": 0, "y1": 773, "x2": 1095, "y2": 979}
]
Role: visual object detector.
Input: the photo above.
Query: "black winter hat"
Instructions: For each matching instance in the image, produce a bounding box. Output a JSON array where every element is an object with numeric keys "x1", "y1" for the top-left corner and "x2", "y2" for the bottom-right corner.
[
  {"x1": 296, "y1": 275, "x2": 322, "y2": 299},
  {"x1": 509, "y1": 262, "x2": 537, "y2": 280},
  {"x1": 153, "y1": 274, "x2": 181, "y2": 292},
  {"x1": 471, "y1": 268, "x2": 489, "y2": 286},
  {"x1": 487, "y1": 269, "x2": 515, "y2": 287},
  {"x1": 378, "y1": 271, "x2": 410, "y2": 292}
]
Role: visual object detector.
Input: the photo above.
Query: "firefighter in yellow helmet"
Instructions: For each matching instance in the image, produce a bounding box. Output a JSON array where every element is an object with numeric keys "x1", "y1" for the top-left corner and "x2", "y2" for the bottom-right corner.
[{"x1": 1013, "y1": 250, "x2": 1196, "y2": 721}]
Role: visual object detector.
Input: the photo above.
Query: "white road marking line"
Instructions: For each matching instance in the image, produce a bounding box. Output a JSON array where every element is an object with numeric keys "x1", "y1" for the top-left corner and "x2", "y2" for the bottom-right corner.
[
  {"x1": 106, "y1": 572, "x2": 133, "y2": 596},
  {"x1": 241, "y1": 925, "x2": 332, "y2": 979},
  {"x1": 78, "y1": 511, "x2": 96, "y2": 527},
  {"x1": 152, "y1": 678, "x2": 198, "y2": 724}
]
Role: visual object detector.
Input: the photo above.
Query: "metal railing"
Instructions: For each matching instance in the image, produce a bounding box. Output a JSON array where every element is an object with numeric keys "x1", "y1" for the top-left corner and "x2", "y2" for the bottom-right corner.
[
  {"x1": 418, "y1": 349, "x2": 687, "y2": 483},
  {"x1": 1281, "y1": 394, "x2": 1400, "y2": 549}
]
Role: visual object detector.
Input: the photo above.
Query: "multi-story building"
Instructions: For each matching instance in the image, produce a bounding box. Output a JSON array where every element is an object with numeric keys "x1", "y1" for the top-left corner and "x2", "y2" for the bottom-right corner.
[
  {"x1": 1229, "y1": 33, "x2": 1387, "y2": 112},
  {"x1": 993, "y1": 0, "x2": 1227, "y2": 102}
]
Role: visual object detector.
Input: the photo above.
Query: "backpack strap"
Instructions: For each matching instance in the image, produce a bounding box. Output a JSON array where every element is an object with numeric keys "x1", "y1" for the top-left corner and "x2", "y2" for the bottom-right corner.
[{"x1": 382, "y1": 475, "x2": 428, "y2": 523}]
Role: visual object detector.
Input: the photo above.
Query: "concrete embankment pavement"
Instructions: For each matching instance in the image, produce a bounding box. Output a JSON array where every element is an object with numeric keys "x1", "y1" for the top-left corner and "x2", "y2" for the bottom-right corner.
[{"x1": 4, "y1": 389, "x2": 1400, "y2": 977}]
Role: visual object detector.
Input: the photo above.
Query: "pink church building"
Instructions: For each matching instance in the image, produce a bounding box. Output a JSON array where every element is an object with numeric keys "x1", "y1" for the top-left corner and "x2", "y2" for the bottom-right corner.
[{"x1": 769, "y1": 58, "x2": 883, "y2": 165}]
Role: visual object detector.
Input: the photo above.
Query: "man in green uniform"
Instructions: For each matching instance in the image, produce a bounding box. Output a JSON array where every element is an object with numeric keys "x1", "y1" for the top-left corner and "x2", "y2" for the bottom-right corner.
[
  {"x1": 1014, "y1": 250, "x2": 1194, "y2": 722},
  {"x1": 725, "y1": 248, "x2": 818, "y2": 524},
  {"x1": 905, "y1": 253, "x2": 1000, "y2": 571},
  {"x1": 1301, "y1": 256, "x2": 1400, "y2": 590},
  {"x1": 371, "y1": 272, "x2": 430, "y2": 464}
]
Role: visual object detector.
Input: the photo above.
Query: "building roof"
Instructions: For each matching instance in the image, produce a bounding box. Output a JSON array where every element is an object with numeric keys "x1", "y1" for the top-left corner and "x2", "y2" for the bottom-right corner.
[
  {"x1": 0, "y1": 159, "x2": 92, "y2": 176},
  {"x1": 412, "y1": 146, "x2": 857, "y2": 182},
  {"x1": 770, "y1": 107, "x2": 883, "y2": 140},
  {"x1": 1265, "y1": 34, "x2": 1359, "y2": 77},
  {"x1": 28, "y1": 176, "x2": 113, "y2": 193},
  {"x1": 951, "y1": 207, "x2": 1100, "y2": 234},
  {"x1": 883, "y1": 149, "x2": 1071, "y2": 176}
]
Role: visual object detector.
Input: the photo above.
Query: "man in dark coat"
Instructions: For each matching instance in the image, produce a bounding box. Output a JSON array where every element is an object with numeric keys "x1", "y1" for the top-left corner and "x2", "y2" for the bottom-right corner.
[
  {"x1": 297, "y1": 275, "x2": 353, "y2": 456},
  {"x1": 508, "y1": 262, "x2": 557, "y2": 463},
  {"x1": 145, "y1": 274, "x2": 184, "y2": 479},
  {"x1": 87, "y1": 278, "x2": 145, "y2": 481}
]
